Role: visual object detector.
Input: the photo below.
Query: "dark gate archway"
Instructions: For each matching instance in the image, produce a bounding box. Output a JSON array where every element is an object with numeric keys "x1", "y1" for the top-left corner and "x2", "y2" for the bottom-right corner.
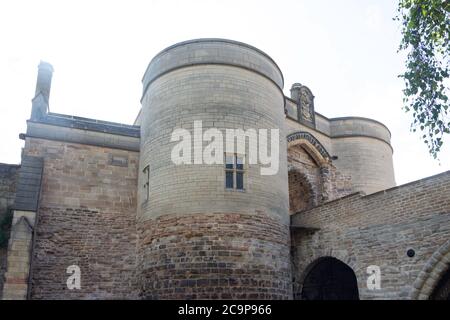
[
  {"x1": 301, "y1": 257, "x2": 359, "y2": 300},
  {"x1": 430, "y1": 267, "x2": 450, "y2": 300}
]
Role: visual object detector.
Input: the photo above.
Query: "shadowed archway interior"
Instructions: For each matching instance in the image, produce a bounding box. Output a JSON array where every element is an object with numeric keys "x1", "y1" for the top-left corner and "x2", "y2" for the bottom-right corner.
[
  {"x1": 430, "y1": 266, "x2": 450, "y2": 300},
  {"x1": 288, "y1": 170, "x2": 315, "y2": 214},
  {"x1": 301, "y1": 257, "x2": 359, "y2": 300}
]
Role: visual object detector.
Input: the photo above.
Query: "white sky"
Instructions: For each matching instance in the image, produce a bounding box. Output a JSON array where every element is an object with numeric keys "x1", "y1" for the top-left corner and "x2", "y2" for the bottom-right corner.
[{"x1": 0, "y1": 0, "x2": 449, "y2": 185}]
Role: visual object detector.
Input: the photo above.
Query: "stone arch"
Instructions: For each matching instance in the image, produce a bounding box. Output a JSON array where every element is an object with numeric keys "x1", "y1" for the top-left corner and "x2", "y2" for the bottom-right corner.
[
  {"x1": 293, "y1": 249, "x2": 362, "y2": 299},
  {"x1": 297, "y1": 250, "x2": 360, "y2": 284},
  {"x1": 430, "y1": 267, "x2": 450, "y2": 299},
  {"x1": 410, "y1": 239, "x2": 450, "y2": 300},
  {"x1": 297, "y1": 255, "x2": 359, "y2": 300},
  {"x1": 287, "y1": 131, "x2": 331, "y2": 167},
  {"x1": 287, "y1": 132, "x2": 334, "y2": 204}
]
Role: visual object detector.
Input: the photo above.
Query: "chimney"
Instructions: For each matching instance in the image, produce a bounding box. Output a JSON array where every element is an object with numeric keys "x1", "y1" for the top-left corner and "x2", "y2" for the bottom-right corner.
[
  {"x1": 290, "y1": 83, "x2": 302, "y2": 102},
  {"x1": 30, "y1": 61, "x2": 54, "y2": 120}
]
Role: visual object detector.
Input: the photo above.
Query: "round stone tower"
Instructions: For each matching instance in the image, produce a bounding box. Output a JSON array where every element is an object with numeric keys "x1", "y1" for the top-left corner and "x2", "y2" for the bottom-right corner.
[
  {"x1": 137, "y1": 39, "x2": 291, "y2": 299},
  {"x1": 330, "y1": 117, "x2": 396, "y2": 194}
]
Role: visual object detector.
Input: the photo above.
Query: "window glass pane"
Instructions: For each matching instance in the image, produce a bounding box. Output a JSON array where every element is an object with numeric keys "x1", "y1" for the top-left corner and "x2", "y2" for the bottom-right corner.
[
  {"x1": 225, "y1": 171, "x2": 234, "y2": 189},
  {"x1": 236, "y1": 172, "x2": 244, "y2": 190},
  {"x1": 225, "y1": 155, "x2": 234, "y2": 169},
  {"x1": 236, "y1": 155, "x2": 244, "y2": 170}
]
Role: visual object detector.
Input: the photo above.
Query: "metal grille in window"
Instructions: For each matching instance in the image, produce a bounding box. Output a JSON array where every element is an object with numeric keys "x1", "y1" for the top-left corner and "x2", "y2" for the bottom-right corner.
[{"x1": 225, "y1": 154, "x2": 244, "y2": 190}]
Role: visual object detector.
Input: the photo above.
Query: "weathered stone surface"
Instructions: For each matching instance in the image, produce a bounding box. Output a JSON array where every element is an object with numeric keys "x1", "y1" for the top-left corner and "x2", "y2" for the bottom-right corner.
[
  {"x1": 2, "y1": 211, "x2": 35, "y2": 300},
  {"x1": 138, "y1": 39, "x2": 291, "y2": 300},
  {"x1": 13, "y1": 156, "x2": 43, "y2": 212},
  {"x1": 291, "y1": 171, "x2": 450, "y2": 300},
  {"x1": 137, "y1": 212, "x2": 292, "y2": 299},
  {"x1": 23, "y1": 138, "x2": 139, "y2": 299},
  {"x1": 2, "y1": 39, "x2": 449, "y2": 300},
  {"x1": 0, "y1": 163, "x2": 19, "y2": 299},
  {"x1": 285, "y1": 115, "x2": 395, "y2": 195},
  {"x1": 0, "y1": 164, "x2": 18, "y2": 218}
]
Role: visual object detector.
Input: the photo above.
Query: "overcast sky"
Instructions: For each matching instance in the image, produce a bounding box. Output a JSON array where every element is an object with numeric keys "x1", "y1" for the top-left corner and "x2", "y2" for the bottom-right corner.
[{"x1": 0, "y1": 0, "x2": 449, "y2": 185}]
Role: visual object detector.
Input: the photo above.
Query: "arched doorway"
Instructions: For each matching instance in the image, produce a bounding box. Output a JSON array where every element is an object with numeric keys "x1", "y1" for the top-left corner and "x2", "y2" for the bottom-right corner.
[
  {"x1": 287, "y1": 132, "x2": 334, "y2": 213},
  {"x1": 430, "y1": 266, "x2": 450, "y2": 300},
  {"x1": 301, "y1": 257, "x2": 359, "y2": 300},
  {"x1": 410, "y1": 240, "x2": 450, "y2": 299}
]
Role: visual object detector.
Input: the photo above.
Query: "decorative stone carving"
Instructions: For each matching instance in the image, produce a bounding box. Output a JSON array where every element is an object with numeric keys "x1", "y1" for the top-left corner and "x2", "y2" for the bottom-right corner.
[
  {"x1": 298, "y1": 86, "x2": 315, "y2": 128},
  {"x1": 300, "y1": 89, "x2": 313, "y2": 121},
  {"x1": 287, "y1": 132, "x2": 331, "y2": 160}
]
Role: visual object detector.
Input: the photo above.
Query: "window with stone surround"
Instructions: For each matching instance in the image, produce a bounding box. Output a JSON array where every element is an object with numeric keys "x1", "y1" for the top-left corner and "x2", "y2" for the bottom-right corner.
[{"x1": 225, "y1": 153, "x2": 244, "y2": 191}]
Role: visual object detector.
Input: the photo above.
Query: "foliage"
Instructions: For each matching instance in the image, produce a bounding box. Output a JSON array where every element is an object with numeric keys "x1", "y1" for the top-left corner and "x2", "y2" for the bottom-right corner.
[{"x1": 396, "y1": 0, "x2": 450, "y2": 158}]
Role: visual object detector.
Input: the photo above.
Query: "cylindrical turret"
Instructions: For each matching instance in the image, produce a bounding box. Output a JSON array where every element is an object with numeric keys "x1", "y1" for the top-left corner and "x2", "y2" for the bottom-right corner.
[
  {"x1": 330, "y1": 117, "x2": 396, "y2": 194},
  {"x1": 137, "y1": 39, "x2": 291, "y2": 299}
]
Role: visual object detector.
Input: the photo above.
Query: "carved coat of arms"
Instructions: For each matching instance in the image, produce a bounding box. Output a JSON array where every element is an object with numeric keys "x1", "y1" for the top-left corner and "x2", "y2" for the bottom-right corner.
[{"x1": 299, "y1": 86, "x2": 314, "y2": 124}]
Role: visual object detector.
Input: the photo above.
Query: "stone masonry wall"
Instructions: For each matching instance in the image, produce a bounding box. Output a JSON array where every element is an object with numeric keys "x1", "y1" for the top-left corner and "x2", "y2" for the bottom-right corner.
[
  {"x1": 0, "y1": 163, "x2": 18, "y2": 220},
  {"x1": 288, "y1": 145, "x2": 321, "y2": 211},
  {"x1": 138, "y1": 41, "x2": 291, "y2": 300},
  {"x1": 137, "y1": 212, "x2": 292, "y2": 299},
  {"x1": 285, "y1": 116, "x2": 396, "y2": 196},
  {"x1": 0, "y1": 163, "x2": 19, "y2": 299},
  {"x1": 332, "y1": 137, "x2": 395, "y2": 194},
  {"x1": 328, "y1": 166, "x2": 353, "y2": 201},
  {"x1": 291, "y1": 171, "x2": 450, "y2": 300},
  {"x1": 289, "y1": 170, "x2": 316, "y2": 214},
  {"x1": 23, "y1": 137, "x2": 139, "y2": 299},
  {"x1": 287, "y1": 145, "x2": 353, "y2": 214}
]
